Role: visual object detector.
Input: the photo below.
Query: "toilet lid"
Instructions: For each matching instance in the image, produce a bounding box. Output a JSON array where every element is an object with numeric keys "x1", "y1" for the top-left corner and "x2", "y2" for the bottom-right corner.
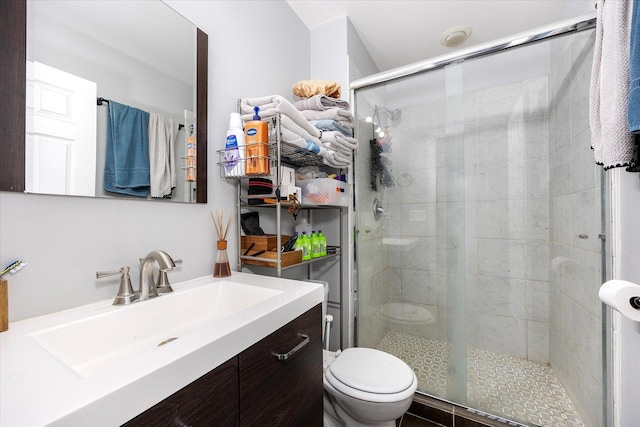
[{"x1": 327, "y1": 348, "x2": 415, "y2": 394}]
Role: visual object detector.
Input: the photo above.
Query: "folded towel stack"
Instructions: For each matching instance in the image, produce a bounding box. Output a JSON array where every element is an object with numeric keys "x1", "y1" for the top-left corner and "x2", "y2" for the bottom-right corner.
[
  {"x1": 294, "y1": 94, "x2": 355, "y2": 133},
  {"x1": 240, "y1": 95, "x2": 359, "y2": 168}
]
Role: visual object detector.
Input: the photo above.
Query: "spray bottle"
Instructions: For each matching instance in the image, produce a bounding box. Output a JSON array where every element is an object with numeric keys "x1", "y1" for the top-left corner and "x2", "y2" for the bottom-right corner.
[
  {"x1": 318, "y1": 230, "x2": 327, "y2": 256},
  {"x1": 224, "y1": 113, "x2": 245, "y2": 177},
  {"x1": 300, "y1": 231, "x2": 311, "y2": 261},
  {"x1": 311, "y1": 231, "x2": 321, "y2": 258}
]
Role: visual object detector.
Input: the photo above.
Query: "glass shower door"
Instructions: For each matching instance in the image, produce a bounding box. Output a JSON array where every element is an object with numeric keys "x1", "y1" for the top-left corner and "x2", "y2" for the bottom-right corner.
[
  {"x1": 353, "y1": 61, "x2": 469, "y2": 404},
  {"x1": 355, "y1": 27, "x2": 604, "y2": 427}
]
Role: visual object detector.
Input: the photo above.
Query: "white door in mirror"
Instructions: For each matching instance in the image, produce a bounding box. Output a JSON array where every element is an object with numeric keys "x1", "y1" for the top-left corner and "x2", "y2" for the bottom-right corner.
[{"x1": 26, "y1": 61, "x2": 97, "y2": 196}]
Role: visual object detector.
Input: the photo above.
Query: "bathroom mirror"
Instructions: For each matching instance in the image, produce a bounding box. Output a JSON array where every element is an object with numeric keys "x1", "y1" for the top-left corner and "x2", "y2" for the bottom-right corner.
[{"x1": 0, "y1": 0, "x2": 208, "y2": 203}]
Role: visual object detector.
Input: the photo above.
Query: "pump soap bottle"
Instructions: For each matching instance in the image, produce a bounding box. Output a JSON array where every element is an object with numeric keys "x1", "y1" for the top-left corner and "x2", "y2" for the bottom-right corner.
[{"x1": 245, "y1": 106, "x2": 270, "y2": 175}]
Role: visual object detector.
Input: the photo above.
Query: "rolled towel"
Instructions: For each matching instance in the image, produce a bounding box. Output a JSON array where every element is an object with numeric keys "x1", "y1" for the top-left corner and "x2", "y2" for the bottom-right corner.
[
  {"x1": 309, "y1": 119, "x2": 353, "y2": 137},
  {"x1": 300, "y1": 108, "x2": 355, "y2": 126},
  {"x1": 292, "y1": 79, "x2": 341, "y2": 98},
  {"x1": 241, "y1": 95, "x2": 321, "y2": 137},
  {"x1": 280, "y1": 127, "x2": 326, "y2": 156},
  {"x1": 322, "y1": 151, "x2": 350, "y2": 168},
  {"x1": 293, "y1": 94, "x2": 350, "y2": 112},
  {"x1": 320, "y1": 130, "x2": 359, "y2": 152},
  {"x1": 322, "y1": 142, "x2": 352, "y2": 160}
]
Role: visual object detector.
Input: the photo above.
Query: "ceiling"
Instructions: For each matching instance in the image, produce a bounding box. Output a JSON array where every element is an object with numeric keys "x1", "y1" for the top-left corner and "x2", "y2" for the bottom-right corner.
[{"x1": 286, "y1": 0, "x2": 595, "y2": 73}]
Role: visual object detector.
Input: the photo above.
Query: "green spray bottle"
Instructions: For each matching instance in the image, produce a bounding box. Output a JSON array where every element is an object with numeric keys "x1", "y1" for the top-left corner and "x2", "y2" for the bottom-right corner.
[
  {"x1": 318, "y1": 230, "x2": 327, "y2": 256},
  {"x1": 300, "y1": 232, "x2": 311, "y2": 261},
  {"x1": 311, "y1": 231, "x2": 321, "y2": 258}
]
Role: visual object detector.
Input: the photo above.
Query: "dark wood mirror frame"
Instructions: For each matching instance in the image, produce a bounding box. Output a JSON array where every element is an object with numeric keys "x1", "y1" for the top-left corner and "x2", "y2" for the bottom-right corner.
[{"x1": 0, "y1": 0, "x2": 208, "y2": 203}]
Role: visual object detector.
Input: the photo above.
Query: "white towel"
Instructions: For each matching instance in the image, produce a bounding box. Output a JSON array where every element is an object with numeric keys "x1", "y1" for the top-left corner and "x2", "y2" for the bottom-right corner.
[
  {"x1": 293, "y1": 95, "x2": 351, "y2": 111},
  {"x1": 241, "y1": 96, "x2": 321, "y2": 138},
  {"x1": 148, "y1": 114, "x2": 180, "y2": 197},
  {"x1": 590, "y1": 0, "x2": 635, "y2": 169},
  {"x1": 299, "y1": 108, "x2": 355, "y2": 127},
  {"x1": 240, "y1": 96, "x2": 357, "y2": 167}
]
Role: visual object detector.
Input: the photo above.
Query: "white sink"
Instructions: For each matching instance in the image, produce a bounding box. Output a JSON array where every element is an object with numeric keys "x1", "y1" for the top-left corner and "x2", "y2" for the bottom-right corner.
[{"x1": 30, "y1": 280, "x2": 283, "y2": 378}]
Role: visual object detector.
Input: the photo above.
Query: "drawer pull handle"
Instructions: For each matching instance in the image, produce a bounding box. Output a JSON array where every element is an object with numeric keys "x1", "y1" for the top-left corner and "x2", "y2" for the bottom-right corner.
[{"x1": 274, "y1": 333, "x2": 310, "y2": 361}]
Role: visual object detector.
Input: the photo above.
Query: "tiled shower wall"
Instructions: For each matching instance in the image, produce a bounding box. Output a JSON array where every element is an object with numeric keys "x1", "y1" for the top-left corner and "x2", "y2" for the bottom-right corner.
[
  {"x1": 548, "y1": 30, "x2": 603, "y2": 426},
  {"x1": 379, "y1": 73, "x2": 552, "y2": 363}
]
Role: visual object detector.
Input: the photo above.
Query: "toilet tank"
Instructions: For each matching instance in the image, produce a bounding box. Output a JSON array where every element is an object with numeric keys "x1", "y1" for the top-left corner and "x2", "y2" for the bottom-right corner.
[{"x1": 305, "y1": 279, "x2": 329, "y2": 337}]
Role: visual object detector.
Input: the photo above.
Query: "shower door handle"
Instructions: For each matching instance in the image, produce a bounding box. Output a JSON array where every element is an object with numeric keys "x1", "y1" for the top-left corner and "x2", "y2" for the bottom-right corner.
[{"x1": 373, "y1": 198, "x2": 385, "y2": 220}]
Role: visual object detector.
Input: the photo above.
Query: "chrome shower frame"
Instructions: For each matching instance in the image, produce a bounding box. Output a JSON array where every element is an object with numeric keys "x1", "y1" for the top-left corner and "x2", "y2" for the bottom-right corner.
[{"x1": 349, "y1": 9, "x2": 613, "y2": 426}]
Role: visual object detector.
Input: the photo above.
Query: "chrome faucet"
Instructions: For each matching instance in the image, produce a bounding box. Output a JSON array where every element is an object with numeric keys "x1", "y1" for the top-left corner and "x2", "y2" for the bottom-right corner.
[{"x1": 138, "y1": 250, "x2": 176, "y2": 301}]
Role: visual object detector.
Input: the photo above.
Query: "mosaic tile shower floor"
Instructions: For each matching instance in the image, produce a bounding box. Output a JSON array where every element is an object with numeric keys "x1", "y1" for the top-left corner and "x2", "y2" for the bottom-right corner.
[{"x1": 377, "y1": 331, "x2": 584, "y2": 427}]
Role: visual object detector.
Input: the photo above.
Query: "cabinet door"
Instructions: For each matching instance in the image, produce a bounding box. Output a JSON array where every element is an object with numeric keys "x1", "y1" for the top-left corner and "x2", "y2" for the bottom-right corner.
[
  {"x1": 239, "y1": 304, "x2": 323, "y2": 427},
  {"x1": 122, "y1": 356, "x2": 239, "y2": 427}
]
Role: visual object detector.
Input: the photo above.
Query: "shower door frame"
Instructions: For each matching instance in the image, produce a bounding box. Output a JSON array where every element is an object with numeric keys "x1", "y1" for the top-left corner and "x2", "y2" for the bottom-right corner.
[{"x1": 350, "y1": 10, "x2": 615, "y2": 427}]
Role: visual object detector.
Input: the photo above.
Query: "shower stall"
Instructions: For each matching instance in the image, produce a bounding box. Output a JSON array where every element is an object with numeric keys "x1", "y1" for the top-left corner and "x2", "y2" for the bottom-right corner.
[{"x1": 352, "y1": 14, "x2": 605, "y2": 427}]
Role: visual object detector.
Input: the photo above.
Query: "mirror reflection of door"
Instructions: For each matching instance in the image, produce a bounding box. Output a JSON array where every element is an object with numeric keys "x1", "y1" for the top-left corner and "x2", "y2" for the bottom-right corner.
[{"x1": 26, "y1": 61, "x2": 97, "y2": 196}]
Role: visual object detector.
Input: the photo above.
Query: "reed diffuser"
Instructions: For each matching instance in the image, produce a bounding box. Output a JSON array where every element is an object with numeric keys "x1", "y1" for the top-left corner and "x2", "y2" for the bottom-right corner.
[{"x1": 211, "y1": 210, "x2": 233, "y2": 277}]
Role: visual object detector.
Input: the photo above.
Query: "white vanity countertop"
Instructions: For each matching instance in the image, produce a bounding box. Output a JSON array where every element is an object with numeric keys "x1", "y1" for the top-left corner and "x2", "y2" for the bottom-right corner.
[{"x1": 0, "y1": 272, "x2": 324, "y2": 427}]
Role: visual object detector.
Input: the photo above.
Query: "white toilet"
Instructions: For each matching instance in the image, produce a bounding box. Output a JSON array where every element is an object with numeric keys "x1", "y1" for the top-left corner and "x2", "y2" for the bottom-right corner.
[{"x1": 316, "y1": 281, "x2": 418, "y2": 427}]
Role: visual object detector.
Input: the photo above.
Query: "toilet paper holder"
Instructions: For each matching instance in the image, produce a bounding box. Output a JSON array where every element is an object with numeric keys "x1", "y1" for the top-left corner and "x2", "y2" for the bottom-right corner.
[{"x1": 599, "y1": 280, "x2": 640, "y2": 321}]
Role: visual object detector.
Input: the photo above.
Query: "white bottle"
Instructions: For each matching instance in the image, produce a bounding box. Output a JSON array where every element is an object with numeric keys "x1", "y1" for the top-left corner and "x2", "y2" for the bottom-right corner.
[
  {"x1": 225, "y1": 113, "x2": 245, "y2": 177},
  {"x1": 295, "y1": 217, "x2": 312, "y2": 236}
]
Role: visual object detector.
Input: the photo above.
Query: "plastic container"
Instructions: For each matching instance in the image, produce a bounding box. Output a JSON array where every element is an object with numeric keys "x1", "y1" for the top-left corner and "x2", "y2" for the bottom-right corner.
[
  {"x1": 318, "y1": 230, "x2": 327, "y2": 256},
  {"x1": 298, "y1": 178, "x2": 349, "y2": 206},
  {"x1": 224, "y1": 113, "x2": 245, "y2": 177},
  {"x1": 300, "y1": 232, "x2": 311, "y2": 261},
  {"x1": 244, "y1": 106, "x2": 270, "y2": 175},
  {"x1": 186, "y1": 126, "x2": 197, "y2": 182},
  {"x1": 311, "y1": 231, "x2": 321, "y2": 258},
  {"x1": 295, "y1": 217, "x2": 313, "y2": 236}
]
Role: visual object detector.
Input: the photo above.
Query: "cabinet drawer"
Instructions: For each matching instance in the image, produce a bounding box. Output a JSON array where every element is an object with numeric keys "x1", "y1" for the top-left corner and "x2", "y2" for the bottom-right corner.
[
  {"x1": 239, "y1": 304, "x2": 323, "y2": 427},
  {"x1": 123, "y1": 356, "x2": 239, "y2": 427}
]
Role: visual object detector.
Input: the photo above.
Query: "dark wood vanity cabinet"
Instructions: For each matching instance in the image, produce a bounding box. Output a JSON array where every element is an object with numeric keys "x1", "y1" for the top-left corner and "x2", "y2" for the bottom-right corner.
[
  {"x1": 239, "y1": 304, "x2": 323, "y2": 427},
  {"x1": 122, "y1": 357, "x2": 239, "y2": 427},
  {"x1": 123, "y1": 304, "x2": 322, "y2": 427}
]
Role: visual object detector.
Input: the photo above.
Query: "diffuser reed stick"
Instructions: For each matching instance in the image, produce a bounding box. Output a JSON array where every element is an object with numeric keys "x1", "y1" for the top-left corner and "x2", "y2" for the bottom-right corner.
[
  {"x1": 211, "y1": 210, "x2": 233, "y2": 277},
  {"x1": 211, "y1": 210, "x2": 233, "y2": 241}
]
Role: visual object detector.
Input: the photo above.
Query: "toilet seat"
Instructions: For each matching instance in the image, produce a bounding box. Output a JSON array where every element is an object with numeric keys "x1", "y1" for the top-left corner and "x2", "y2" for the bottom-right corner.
[{"x1": 325, "y1": 348, "x2": 417, "y2": 403}]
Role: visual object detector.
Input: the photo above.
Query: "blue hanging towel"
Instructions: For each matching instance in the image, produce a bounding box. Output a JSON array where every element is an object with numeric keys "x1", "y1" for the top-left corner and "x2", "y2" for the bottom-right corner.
[
  {"x1": 104, "y1": 100, "x2": 150, "y2": 197},
  {"x1": 629, "y1": 0, "x2": 640, "y2": 133}
]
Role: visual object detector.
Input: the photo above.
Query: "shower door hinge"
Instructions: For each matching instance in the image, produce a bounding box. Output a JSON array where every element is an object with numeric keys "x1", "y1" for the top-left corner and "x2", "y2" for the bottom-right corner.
[{"x1": 599, "y1": 233, "x2": 606, "y2": 240}]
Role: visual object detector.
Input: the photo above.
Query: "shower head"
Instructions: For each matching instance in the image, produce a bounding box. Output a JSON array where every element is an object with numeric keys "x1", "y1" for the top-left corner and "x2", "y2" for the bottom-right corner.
[{"x1": 375, "y1": 106, "x2": 401, "y2": 121}]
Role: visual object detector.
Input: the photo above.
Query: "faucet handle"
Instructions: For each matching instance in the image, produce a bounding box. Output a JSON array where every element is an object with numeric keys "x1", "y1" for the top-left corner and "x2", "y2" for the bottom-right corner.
[
  {"x1": 97, "y1": 267, "x2": 138, "y2": 306},
  {"x1": 96, "y1": 268, "x2": 125, "y2": 279},
  {"x1": 156, "y1": 259, "x2": 182, "y2": 294}
]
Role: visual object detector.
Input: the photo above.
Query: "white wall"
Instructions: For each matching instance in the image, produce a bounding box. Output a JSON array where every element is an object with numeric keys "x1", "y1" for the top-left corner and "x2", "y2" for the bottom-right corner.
[
  {"x1": 307, "y1": 15, "x2": 379, "y2": 349},
  {"x1": 0, "y1": 0, "x2": 310, "y2": 322},
  {"x1": 617, "y1": 171, "x2": 640, "y2": 426}
]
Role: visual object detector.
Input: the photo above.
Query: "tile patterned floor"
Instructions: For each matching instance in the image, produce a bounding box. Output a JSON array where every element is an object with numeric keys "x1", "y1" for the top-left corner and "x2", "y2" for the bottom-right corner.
[{"x1": 377, "y1": 331, "x2": 584, "y2": 427}]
